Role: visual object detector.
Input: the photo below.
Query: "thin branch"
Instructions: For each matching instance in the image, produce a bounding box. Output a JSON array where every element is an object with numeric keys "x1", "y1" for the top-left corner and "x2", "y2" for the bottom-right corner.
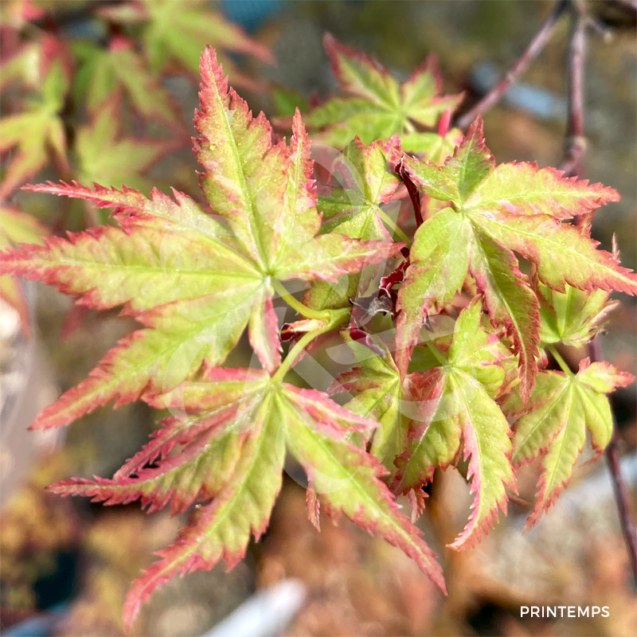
[
  {"x1": 589, "y1": 338, "x2": 637, "y2": 584},
  {"x1": 606, "y1": 429, "x2": 637, "y2": 584},
  {"x1": 456, "y1": 0, "x2": 569, "y2": 130},
  {"x1": 561, "y1": 2, "x2": 588, "y2": 177},
  {"x1": 567, "y1": 0, "x2": 637, "y2": 581}
]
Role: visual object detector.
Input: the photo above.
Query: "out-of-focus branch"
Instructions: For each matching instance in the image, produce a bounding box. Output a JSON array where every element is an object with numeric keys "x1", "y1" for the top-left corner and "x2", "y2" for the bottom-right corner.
[
  {"x1": 456, "y1": 0, "x2": 569, "y2": 130},
  {"x1": 561, "y1": 1, "x2": 588, "y2": 177},
  {"x1": 564, "y1": 0, "x2": 637, "y2": 582},
  {"x1": 588, "y1": 339, "x2": 637, "y2": 585}
]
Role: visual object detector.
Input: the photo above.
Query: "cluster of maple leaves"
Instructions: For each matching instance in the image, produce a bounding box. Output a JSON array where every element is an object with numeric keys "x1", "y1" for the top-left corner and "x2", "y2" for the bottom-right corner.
[
  {"x1": 1, "y1": 13, "x2": 636, "y2": 630},
  {"x1": 0, "y1": 0, "x2": 270, "y2": 327}
]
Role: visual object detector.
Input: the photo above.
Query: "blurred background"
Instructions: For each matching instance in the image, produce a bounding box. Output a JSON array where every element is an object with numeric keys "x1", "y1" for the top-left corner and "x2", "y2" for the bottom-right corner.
[{"x1": 1, "y1": 1, "x2": 636, "y2": 636}]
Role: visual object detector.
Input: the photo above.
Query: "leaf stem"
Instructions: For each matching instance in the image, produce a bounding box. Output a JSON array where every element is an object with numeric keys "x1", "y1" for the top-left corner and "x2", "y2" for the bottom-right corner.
[
  {"x1": 272, "y1": 308, "x2": 350, "y2": 384},
  {"x1": 396, "y1": 159, "x2": 423, "y2": 228},
  {"x1": 456, "y1": 0, "x2": 569, "y2": 130},
  {"x1": 271, "y1": 279, "x2": 330, "y2": 321},
  {"x1": 547, "y1": 345, "x2": 574, "y2": 376}
]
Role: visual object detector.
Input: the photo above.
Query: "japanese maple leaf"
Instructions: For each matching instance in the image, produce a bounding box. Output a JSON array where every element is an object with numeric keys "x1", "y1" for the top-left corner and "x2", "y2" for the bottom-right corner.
[
  {"x1": 74, "y1": 92, "x2": 182, "y2": 193},
  {"x1": 0, "y1": 38, "x2": 70, "y2": 199},
  {"x1": 397, "y1": 117, "x2": 634, "y2": 399},
  {"x1": 98, "y1": 0, "x2": 273, "y2": 85},
  {"x1": 50, "y1": 366, "x2": 446, "y2": 629},
  {"x1": 0, "y1": 203, "x2": 47, "y2": 332},
  {"x1": 0, "y1": 48, "x2": 402, "y2": 430},
  {"x1": 393, "y1": 300, "x2": 515, "y2": 548},
  {"x1": 401, "y1": 128, "x2": 464, "y2": 164},
  {"x1": 329, "y1": 337, "x2": 409, "y2": 470},
  {"x1": 537, "y1": 282, "x2": 618, "y2": 348},
  {"x1": 504, "y1": 360, "x2": 634, "y2": 529},
  {"x1": 306, "y1": 136, "x2": 404, "y2": 311},
  {"x1": 304, "y1": 34, "x2": 463, "y2": 149},
  {"x1": 71, "y1": 37, "x2": 183, "y2": 131}
]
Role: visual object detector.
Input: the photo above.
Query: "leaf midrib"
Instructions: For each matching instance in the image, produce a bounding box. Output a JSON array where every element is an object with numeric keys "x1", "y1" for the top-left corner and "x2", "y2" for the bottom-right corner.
[
  {"x1": 281, "y1": 392, "x2": 431, "y2": 564},
  {"x1": 477, "y1": 214, "x2": 635, "y2": 286},
  {"x1": 512, "y1": 380, "x2": 571, "y2": 463}
]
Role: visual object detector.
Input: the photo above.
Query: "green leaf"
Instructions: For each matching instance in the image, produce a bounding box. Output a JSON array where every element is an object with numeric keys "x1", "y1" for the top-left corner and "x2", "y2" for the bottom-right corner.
[
  {"x1": 0, "y1": 49, "x2": 402, "y2": 430},
  {"x1": 538, "y1": 283, "x2": 618, "y2": 347},
  {"x1": 304, "y1": 35, "x2": 462, "y2": 147},
  {"x1": 51, "y1": 367, "x2": 445, "y2": 629},
  {"x1": 394, "y1": 300, "x2": 514, "y2": 548},
  {"x1": 0, "y1": 48, "x2": 69, "y2": 199},
  {"x1": 71, "y1": 38, "x2": 182, "y2": 130},
  {"x1": 468, "y1": 161, "x2": 620, "y2": 219},
  {"x1": 101, "y1": 0, "x2": 273, "y2": 78},
  {"x1": 396, "y1": 207, "x2": 470, "y2": 374},
  {"x1": 400, "y1": 128, "x2": 463, "y2": 163},
  {"x1": 402, "y1": 117, "x2": 632, "y2": 399},
  {"x1": 330, "y1": 337, "x2": 408, "y2": 470},
  {"x1": 506, "y1": 360, "x2": 633, "y2": 529},
  {"x1": 75, "y1": 93, "x2": 182, "y2": 192},
  {"x1": 272, "y1": 86, "x2": 310, "y2": 118}
]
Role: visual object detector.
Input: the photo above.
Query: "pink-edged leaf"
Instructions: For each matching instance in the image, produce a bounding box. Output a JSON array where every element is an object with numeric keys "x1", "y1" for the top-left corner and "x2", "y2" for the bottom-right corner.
[
  {"x1": 400, "y1": 55, "x2": 464, "y2": 128},
  {"x1": 468, "y1": 227, "x2": 540, "y2": 401},
  {"x1": 48, "y1": 413, "x2": 246, "y2": 515},
  {"x1": 396, "y1": 208, "x2": 470, "y2": 375},
  {"x1": 474, "y1": 212, "x2": 637, "y2": 296},
  {"x1": 403, "y1": 118, "x2": 635, "y2": 402},
  {"x1": 323, "y1": 33, "x2": 399, "y2": 107},
  {"x1": 273, "y1": 233, "x2": 405, "y2": 282},
  {"x1": 123, "y1": 400, "x2": 285, "y2": 631},
  {"x1": 113, "y1": 369, "x2": 445, "y2": 629},
  {"x1": 393, "y1": 368, "x2": 461, "y2": 494},
  {"x1": 104, "y1": 0, "x2": 274, "y2": 77},
  {"x1": 470, "y1": 162, "x2": 620, "y2": 219},
  {"x1": 394, "y1": 301, "x2": 514, "y2": 548},
  {"x1": 281, "y1": 384, "x2": 446, "y2": 593},
  {"x1": 3, "y1": 50, "x2": 402, "y2": 427},
  {"x1": 75, "y1": 91, "x2": 184, "y2": 190},
  {"x1": 309, "y1": 135, "x2": 403, "y2": 311},
  {"x1": 247, "y1": 285, "x2": 281, "y2": 374},
  {"x1": 304, "y1": 35, "x2": 460, "y2": 147},
  {"x1": 576, "y1": 358, "x2": 634, "y2": 394},
  {"x1": 509, "y1": 362, "x2": 634, "y2": 530},
  {"x1": 443, "y1": 117, "x2": 494, "y2": 204}
]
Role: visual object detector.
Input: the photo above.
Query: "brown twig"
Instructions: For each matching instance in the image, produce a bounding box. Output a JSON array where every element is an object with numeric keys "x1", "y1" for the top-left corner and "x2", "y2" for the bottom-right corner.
[
  {"x1": 563, "y1": 0, "x2": 637, "y2": 583},
  {"x1": 456, "y1": 0, "x2": 569, "y2": 130},
  {"x1": 455, "y1": 0, "x2": 637, "y2": 586},
  {"x1": 588, "y1": 339, "x2": 637, "y2": 584},
  {"x1": 561, "y1": 1, "x2": 588, "y2": 177}
]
